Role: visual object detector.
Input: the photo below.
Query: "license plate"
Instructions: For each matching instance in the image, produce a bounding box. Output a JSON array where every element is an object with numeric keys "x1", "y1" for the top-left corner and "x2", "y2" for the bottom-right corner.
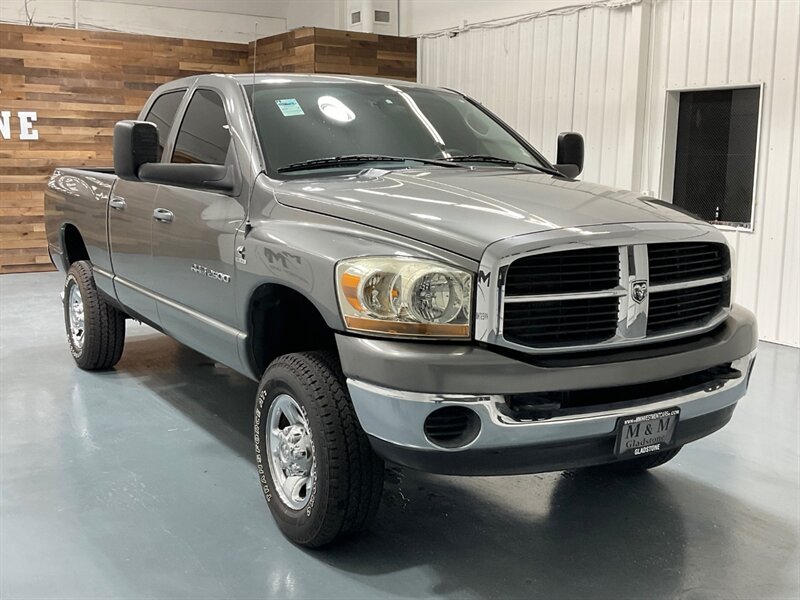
[{"x1": 614, "y1": 408, "x2": 680, "y2": 458}]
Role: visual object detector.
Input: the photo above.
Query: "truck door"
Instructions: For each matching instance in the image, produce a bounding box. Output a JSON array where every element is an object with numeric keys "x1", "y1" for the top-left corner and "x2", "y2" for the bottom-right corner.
[
  {"x1": 108, "y1": 89, "x2": 185, "y2": 322},
  {"x1": 148, "y1": 88, "x2": 246, "y2": 368}
]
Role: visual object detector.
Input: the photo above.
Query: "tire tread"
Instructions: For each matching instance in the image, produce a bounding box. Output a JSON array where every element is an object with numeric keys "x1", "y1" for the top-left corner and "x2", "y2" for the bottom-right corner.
[
  {"x1": 66, "y1": 260, "x2": 125, "y2": 370},
  {"x1": 261, "y1": 351, "x2": 383, "y2": 547}
]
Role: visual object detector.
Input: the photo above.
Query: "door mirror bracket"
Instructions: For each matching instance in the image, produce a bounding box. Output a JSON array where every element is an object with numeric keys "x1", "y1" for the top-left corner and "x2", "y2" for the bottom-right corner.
[{"x1": 137, "y1": 163, "x2": 239, "y2": 194}]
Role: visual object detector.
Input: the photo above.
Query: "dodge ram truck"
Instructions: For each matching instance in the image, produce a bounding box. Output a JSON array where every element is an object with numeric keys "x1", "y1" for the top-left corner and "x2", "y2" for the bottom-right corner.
[{"x1": 45, "y1": 73, "x2": 758, "y2": 547}]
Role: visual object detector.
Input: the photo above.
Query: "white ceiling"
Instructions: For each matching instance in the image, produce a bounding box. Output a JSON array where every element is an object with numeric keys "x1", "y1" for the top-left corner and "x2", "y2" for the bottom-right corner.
[
  {"x1": 96, "y1": 0, "x2": 291, "y2": 19},
  {"x1": 0, "y1": 0, "x2": 346, "y2": 41}
]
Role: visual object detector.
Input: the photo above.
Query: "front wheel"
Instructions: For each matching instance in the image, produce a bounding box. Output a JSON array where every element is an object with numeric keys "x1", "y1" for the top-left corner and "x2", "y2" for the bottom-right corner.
[
  {"x1": 254, "y1": 352, "x2": 384, "y2": 547},
  {"x1": 63, "y1": 260, "x2": 125, "y2": 370}
]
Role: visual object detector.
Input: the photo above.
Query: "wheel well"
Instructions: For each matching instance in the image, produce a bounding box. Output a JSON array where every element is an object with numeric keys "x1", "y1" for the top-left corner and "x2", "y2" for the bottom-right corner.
[
  {"x1": 248, "y1": 284, "x2": 337, "y2": 376},
  {"x1": 63, "y1": 224, "x2": 89, "y2": 266}
]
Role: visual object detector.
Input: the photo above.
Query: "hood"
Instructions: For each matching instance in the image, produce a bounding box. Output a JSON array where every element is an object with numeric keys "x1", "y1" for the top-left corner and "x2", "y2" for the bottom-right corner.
[{"x1": 273, "y1": 169, "x2": 703, "y2": 260}]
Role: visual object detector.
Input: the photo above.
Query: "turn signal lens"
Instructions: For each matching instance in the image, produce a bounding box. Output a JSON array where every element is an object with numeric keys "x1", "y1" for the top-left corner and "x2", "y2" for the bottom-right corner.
[{"x1": 336, "y1": 257, "x2": 472, "y2": 338}]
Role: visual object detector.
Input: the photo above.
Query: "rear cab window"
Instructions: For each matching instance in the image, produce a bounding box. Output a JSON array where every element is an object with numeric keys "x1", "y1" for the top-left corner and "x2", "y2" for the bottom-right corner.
[{"x1": 144, "y1": 90, "x2": 185, "y2": 161}]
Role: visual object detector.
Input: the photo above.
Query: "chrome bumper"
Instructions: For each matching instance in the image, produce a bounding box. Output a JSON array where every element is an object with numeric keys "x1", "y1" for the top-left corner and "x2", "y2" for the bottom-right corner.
[{"x1": 347, "y1": 351, "x2": 756, "y2": 453}]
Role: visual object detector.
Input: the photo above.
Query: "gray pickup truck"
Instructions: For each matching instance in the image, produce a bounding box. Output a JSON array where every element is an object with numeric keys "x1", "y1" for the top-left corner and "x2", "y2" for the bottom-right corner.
[{"x1": 45, "y1": 73, "x2": 757, "y2": 546}]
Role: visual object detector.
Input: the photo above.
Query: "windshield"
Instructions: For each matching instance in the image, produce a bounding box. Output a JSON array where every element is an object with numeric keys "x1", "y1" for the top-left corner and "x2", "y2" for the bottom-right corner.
[{"x1": 244, "y1": 81, "x2": 550, "y2": 176}]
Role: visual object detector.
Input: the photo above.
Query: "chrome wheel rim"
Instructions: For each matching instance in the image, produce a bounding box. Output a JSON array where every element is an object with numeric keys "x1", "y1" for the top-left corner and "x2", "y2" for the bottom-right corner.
[
  {"x1": 68, "y1": 283, "x2": 85, "y2": 350},
  {"x1": 266, "y1": 394, "x2": 314, "y2": 510}
]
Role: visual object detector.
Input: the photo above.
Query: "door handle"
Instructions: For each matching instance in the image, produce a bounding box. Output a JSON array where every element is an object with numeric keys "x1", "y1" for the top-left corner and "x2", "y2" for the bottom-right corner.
[
  {"x1": 109, "y1": 196, "x2": 126, "y2": 210},
  {"x1": 153, "y1": 208, "x2": 174, "y2": 223}
]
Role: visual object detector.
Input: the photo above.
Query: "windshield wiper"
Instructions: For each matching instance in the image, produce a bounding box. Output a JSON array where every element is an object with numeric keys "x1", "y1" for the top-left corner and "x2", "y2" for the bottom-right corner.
[
  {"x1": 444, "y1": 155, "x2": 564, "y2": 177},
  {"x1": 277, "y1": 154, "x2": 465, "y2": 173}
]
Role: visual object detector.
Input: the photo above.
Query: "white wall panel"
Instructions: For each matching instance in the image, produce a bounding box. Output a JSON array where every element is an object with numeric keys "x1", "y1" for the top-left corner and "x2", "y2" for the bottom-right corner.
[
  {"x1": 419, "y1": 0, "x2": 800, "y2": 346},
  {"x1": 420, "y1": 2, "x2": 642, "y2": 189},
  {"x1": 641, "y1": 0, "x2": 800, "y2": 346},
  {"x1": 400, "y1": 0, "x2": 610, "y2": 36}
]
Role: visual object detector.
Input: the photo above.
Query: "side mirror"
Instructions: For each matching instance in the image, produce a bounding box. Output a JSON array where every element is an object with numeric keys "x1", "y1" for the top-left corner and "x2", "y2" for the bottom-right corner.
[
  {"x1": 114, "y1": 120, "x2": 158, "y2": 181},
  {"x1": 555, "y1": 132, "x2": 584, "y2": 178}
]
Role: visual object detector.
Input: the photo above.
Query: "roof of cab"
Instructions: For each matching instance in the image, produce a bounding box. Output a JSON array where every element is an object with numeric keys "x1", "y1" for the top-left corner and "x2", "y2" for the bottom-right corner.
[{"x1": 162, "y1": 72, "x2": 438, "y2": 90}]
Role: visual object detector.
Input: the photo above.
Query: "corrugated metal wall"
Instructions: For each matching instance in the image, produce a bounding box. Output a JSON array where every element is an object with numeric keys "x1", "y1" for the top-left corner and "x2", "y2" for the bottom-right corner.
[
  {"x1": 418, "y1": 0, "x2": 799, "y2": 346},
  {"x1": 418, "y1": 3, "x2": 645, "y2": 189},
  {"x1": 641, "y1": 0, "x2": 799, "y2": 346}
]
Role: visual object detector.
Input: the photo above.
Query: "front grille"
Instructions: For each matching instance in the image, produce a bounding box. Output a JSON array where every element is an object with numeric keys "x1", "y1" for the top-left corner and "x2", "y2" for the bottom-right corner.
[
  {"x1": 492, "y1": 241, "x2": 731, "y2": 352},
  {"x1": 648, "y1": 242, "x2": 729, "y2": 285},
  {"x1": 504, "y1": 247, "x2": 619, "y2": 295},
  {"x1": 648, "y1": 282, "x2": 730, "y2": 335},
  {"x1": 503, "y1": 297, "x2": 619, "y2": 346},
  {"x1": 502, "y1": 247, "x2": 621, "y2": 348}
]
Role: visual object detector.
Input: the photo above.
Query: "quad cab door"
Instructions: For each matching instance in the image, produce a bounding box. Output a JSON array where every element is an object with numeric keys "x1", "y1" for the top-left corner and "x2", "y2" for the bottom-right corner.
[
  {"x1": 108, "y1": 89, "x2": 186, "y2": 322},
  {"x1": 148, "y1": 88, "x2": 246, "y2": 369}
]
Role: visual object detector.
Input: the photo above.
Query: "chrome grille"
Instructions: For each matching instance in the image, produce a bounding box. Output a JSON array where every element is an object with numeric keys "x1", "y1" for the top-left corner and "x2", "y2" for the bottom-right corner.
[
  {"x1": 504, "y1": 247, "x2": 620, "y2": 295},
  {"x1": 648, "y1": 242, "x2": 729, "y2": 285},
  {"x1": 503, "y1": 297, "x2": 619, "y2": 345},
  {"x1": 648, "y1": 282, "x2": 731, "y2": 335},
  {"x1": 490, "y1": 240, "x2": 731, "y2": 353}
]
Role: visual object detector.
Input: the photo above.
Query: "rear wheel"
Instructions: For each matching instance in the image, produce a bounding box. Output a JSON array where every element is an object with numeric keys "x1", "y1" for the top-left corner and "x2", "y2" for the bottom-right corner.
[
  {"x1": 254, "y1": 351, "x2": 384, "y2": 547},
  {"x1": 63, "y1": 260, "x2": 125, "y2": 370},
  {"x1": 599, "y1": 447, "x2": 682, "y2": 475}
]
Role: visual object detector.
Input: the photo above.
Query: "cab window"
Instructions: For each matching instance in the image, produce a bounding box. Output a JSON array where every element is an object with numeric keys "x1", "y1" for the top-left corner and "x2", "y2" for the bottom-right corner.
[
  {"x1": 144, "y1": 90, "x2": 184, "y2": 161},
  {"x1": 171, "y1": 89, "x2": 231, "y2": 165}
]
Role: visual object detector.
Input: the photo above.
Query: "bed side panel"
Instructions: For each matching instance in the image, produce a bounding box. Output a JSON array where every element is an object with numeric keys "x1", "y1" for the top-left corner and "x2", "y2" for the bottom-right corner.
[{"x1": 44, "y1": 168, "x2": 115, "y2": 293}]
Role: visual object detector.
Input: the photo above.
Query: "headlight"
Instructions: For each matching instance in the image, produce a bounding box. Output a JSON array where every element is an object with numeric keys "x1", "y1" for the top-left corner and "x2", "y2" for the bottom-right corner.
[{"x1": 336, "y1": 257, "x2": 473, "y2": 338}]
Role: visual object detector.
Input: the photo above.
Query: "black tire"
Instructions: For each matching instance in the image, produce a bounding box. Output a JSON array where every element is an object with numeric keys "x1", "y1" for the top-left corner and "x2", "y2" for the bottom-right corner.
[
  {"x1": 63, "y1": 260, "x2": 125, "y2": 370},
  {"x1": 254, "y1": 351, "x2": 384, "y2": 547},
  {"x1": 599, "y1": 447, "x2": 682, "y2": 475}
]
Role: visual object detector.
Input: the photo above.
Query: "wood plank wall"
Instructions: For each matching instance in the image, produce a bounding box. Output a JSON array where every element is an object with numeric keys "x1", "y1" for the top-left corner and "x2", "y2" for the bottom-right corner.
[
  {"x1": 250, "y1": 27, "x2": 316, "y2": 73},
  {"x1": 250, "y1": 27, "x2": 416, "y2": 81},
  {"x1": 0, "y1": 23, "x2": 249, "y2": 273},
  {"x1": 1, "y1": 24, "x2": 416, "y2": 274}
]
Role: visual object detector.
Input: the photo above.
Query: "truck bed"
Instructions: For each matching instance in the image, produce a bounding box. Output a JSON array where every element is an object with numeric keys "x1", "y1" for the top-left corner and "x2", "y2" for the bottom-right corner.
[{"x1": 44, "y1": 167, "x2": 118, "y2": 276}]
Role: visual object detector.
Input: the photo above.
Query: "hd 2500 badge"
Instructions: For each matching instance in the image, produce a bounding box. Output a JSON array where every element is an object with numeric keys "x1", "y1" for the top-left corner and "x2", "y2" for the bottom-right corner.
[{"x1": 190, "y1": 263, "x2": 231, "y2": 284}]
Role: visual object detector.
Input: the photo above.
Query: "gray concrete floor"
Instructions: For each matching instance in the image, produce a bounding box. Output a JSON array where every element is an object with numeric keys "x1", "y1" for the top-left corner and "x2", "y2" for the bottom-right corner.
[{"x1": 1, "y1": 271, "x2": 798, "y2": 600}]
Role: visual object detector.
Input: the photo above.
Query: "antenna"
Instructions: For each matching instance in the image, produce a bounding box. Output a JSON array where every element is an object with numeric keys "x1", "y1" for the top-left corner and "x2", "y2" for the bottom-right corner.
[
  {"x1": 244, "y1": 22, "x2": 259, "y2": 235},
  {"x1": 252, "y1": 22, "x2": 258, "y2": 87}
]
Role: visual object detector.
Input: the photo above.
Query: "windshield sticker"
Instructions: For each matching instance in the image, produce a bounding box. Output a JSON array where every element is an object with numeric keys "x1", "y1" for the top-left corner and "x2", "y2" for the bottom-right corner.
[{"x1": 275, "y1": 98, "x2": 304, "y2": 117}]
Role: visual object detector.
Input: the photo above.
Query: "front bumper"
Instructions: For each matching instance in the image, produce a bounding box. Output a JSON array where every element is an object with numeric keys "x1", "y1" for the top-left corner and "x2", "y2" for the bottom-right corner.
[
  {"x1": 347, "y1": 352, "x2": 754, "y2": 475},
  {"x1": 339, "y1": 307, "x2": 758, "y2": 476},
  {"x1": 368, "y1": 404, "x2": 738, "y2": 476}
]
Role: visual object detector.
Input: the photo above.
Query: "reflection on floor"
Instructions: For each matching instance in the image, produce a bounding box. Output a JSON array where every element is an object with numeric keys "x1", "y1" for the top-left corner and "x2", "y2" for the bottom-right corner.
[{"x1": 2, "y1": 272, "x2": 798, "y2": 599}]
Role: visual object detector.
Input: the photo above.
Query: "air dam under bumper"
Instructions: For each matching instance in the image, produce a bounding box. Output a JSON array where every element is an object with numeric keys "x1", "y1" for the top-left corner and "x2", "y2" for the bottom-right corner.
[{"x1": 346, "y1": 352, "x2": 756, "y2": 476}]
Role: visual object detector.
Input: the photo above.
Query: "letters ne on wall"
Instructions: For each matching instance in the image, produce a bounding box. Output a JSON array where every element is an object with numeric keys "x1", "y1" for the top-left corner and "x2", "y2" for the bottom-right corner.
[{"x1": 0, "y1": 111, "x2": 39, "y2": 140}]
